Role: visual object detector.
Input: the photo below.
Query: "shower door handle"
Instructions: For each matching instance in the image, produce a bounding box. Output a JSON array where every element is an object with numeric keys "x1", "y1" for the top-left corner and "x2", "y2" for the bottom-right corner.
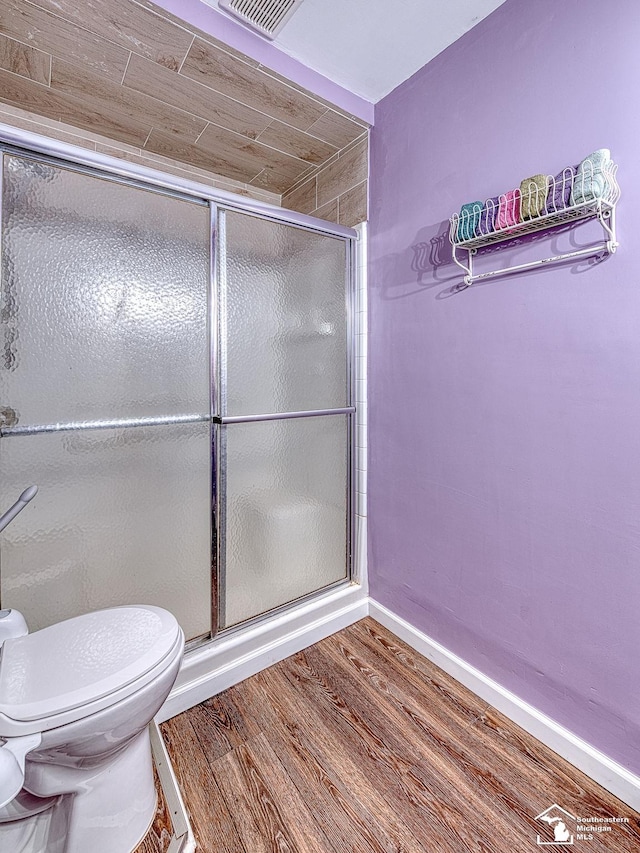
[
  {"x1": 0, "y1": 413, "x2": 211, "y2": 438},
  {"x1": 214, "y1": 407, "x2": 355, "y2": 425}
]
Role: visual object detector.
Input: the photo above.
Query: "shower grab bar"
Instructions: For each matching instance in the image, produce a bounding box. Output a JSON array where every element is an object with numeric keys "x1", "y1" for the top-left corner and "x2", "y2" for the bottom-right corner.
[
  {"x1": 0, "y1": 408, "x2": 356, "y2": 437},
  {"x1": 0, "y1": 413, "x2": 210, "y2": 437},
  {"x1": 216, "y1": 407, "x2": 355, "y2": 424},
  {"x1": 0, "y1": 485, "x2": 38, "y2": 533}
]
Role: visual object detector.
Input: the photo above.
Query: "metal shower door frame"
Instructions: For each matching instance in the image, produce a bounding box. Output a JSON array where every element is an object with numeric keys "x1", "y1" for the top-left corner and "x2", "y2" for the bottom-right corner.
[
  {"x1": 0, "y1": 146, "x2": 215, "y2": 642},
  {"x1": 210, "y1": 205, "x2": 357, "y2": 636},
  {"x1": 0, "y1": 123, "x2": 358, "y2": 647}
]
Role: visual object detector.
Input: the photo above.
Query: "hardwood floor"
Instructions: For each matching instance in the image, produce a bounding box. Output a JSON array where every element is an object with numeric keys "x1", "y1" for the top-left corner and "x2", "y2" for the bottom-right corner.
[
  {"x1": 159, "y1": 618, "x2": 640, "y2": 852},
  {"x1": 134, "y1": 763, "x2": 174, "y2": 853}
]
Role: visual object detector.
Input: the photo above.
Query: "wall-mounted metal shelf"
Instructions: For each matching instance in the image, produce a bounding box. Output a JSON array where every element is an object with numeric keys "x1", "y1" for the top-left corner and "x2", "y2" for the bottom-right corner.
[{"x1": 449, "y1": 158, "x2": 620, "y2": 287}]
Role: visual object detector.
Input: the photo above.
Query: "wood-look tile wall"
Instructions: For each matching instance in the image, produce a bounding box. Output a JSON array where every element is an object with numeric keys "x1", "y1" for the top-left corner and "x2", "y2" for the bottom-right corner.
[
  {"x1": 283, "y1": 137, "x2": 368, "y2": 226},
  {"x1": 0, "y1": 102, "x2": 282, "y2": 205},
  {"x1": 0, "y1": 0, "x2": 369, "y2": 225}
]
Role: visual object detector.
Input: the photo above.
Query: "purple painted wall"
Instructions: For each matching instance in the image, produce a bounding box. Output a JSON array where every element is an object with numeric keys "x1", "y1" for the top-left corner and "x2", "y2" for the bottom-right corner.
[
  {"x1": 369, "y1": 0, "x2": 640, "y2": 774},
  {"x1": 151, "y1": 0, "x2": 374, "y2": 124}
]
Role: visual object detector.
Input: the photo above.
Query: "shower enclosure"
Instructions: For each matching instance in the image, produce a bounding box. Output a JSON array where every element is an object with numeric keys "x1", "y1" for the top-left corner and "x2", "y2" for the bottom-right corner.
[{"x1": 0, "y1": 141, "x2": 355, "y2": 643}]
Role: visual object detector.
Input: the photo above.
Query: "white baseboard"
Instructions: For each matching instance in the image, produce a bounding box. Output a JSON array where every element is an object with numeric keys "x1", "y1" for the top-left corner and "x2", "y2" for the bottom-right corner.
[
  {"x1": 369, "y1": 599, "x2": 640, "y2": 813},
  {"x1": 157, "y1": 589, "x2": 640, "y2": 813},
  {"x1": 158, "y1": 584, "x2": 368, "y2": 722}
]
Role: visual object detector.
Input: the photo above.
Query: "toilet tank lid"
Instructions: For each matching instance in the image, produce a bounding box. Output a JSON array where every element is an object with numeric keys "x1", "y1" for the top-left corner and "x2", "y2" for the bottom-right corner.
[{"x1": 0, "y1": 606, "x2": 181, "y2": 722}]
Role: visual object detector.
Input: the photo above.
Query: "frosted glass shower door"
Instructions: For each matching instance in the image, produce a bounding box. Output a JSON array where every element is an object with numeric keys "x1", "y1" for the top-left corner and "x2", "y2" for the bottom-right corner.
[
  {"x1": 218, "y1": 210, "x2": 352, "y2": 628},
  {"x1": 0, "y1": 153, "x2": 212, "y2": 639}
]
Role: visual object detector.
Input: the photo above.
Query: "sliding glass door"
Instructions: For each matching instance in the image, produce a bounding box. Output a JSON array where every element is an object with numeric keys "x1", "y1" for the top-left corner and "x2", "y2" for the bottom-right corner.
[
  {"x1": 0, "y1": 153, "x2": 212, "y2": 639},
  {"x1": 0, "y1": 146, "x2": 354, "y2": 642},
  {"x1": 215, "y1": 211, "x2": 353, "y2": 628}
]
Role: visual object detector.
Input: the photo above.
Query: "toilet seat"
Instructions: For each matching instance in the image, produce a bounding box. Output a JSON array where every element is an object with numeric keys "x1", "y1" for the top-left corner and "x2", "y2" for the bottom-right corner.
[{"x1": 0, "y1": 606, "x2": 182, "y2": 737}]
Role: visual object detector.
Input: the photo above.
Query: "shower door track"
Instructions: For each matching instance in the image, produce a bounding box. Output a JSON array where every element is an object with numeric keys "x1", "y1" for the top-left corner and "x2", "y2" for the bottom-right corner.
[
  {"x1": 0, "y1": 127, "x2": 356, "y2": 239},
  {"x1": 0, "y1": 122, "x2": 358, "y2": 649}
]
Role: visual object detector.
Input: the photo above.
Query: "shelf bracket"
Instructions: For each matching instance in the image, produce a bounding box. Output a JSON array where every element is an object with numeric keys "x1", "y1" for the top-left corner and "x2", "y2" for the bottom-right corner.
[
  {"x1": 451, "y1": 243, "x2": 473, "y2": 287},
  {"x1": 597, "y1": 204, "x2": 618, "y2": 255}
]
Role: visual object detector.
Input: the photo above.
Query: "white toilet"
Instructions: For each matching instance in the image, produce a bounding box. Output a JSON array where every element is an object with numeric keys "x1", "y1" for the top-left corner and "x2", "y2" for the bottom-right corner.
[{"x1": 0, "y1": 605, "x2": 184, "y2": 853}]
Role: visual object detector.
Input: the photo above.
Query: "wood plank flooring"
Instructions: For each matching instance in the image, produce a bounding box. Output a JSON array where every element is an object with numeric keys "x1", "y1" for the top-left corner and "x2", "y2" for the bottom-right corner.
[
  {"x1": 134, "y1": 763, "x2": 173, "y2": 853},
  {"x1": 159, "y1": 618, "x2": 640, "y2": 852}
]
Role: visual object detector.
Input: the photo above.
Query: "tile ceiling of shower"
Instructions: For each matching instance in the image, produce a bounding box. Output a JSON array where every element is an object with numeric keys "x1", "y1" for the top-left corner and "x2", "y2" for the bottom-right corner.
[{"x1": 0, "y1": 0, "x2": 369, "y2": 196}]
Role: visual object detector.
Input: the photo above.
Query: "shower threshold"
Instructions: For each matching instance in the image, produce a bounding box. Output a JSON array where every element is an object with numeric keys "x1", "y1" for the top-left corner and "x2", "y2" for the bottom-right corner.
[{"x1": 159, "y1": 581, "x2": 367, "y2": 723}]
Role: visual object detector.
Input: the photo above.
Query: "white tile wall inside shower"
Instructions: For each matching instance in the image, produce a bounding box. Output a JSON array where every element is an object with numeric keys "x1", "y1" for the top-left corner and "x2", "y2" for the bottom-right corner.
[{"x1": 354, "y1": 223, "x2": 368, "y2": 587}]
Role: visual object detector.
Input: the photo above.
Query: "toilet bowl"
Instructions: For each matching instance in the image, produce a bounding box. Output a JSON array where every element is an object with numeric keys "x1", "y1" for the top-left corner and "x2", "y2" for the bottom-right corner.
[{"x1": 0, "y1": 605, "x2": 184, "y2": 853}]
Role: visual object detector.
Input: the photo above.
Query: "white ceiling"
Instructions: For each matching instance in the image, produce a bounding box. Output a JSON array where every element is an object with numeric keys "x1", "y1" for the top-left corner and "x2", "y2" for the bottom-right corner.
[{"x1": 273, "y1": 0, "x2": 507, "y2": 103}]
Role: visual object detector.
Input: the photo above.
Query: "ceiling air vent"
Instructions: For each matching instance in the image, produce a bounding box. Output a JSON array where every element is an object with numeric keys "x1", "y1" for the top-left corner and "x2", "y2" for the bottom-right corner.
[{"x1": 218, "y1": 0, "x2": 305, "y2": 39}]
